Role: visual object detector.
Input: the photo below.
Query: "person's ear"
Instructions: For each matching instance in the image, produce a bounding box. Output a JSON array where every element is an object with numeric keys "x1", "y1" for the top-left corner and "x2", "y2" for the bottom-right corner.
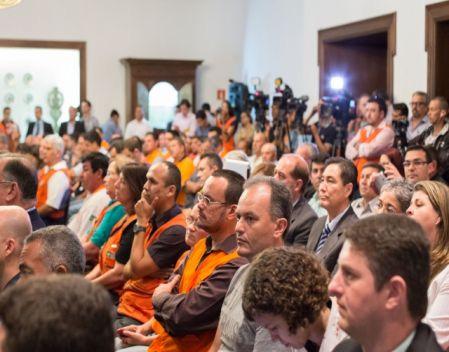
[
  {"x1": 54, "y1": 264, "x2": 69, "y2": 274},
  {"x1": 226, "y1": 204, "x2": 237, "y2": 220},
  {"x1": 295, "y1": 179, "x2": 304, "y2": 194},
  {"x1": 273, "y1": 218, "x2": 288, "y2": 240},
  {"x1": 384, "y1": 275, "x2": 407, "y2": 312},
  {"x1": 428, "y1": 160, "x2": 437, "y2": 178},
  {"x1": 344, "y1": 182, "x2": 353, "y2": 199}
]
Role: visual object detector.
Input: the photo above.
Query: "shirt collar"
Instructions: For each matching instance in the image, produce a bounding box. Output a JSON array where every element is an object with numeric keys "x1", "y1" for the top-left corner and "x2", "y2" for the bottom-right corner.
[
  {"x1": 325, "y1": 206, "x2": 350, "y2": 232},
  {"x1": 392, "y1": 329, "x2": 416, "y2": 352},
  {"x1": 153, "y1": 204, "x2": 182, "y2": 228},
  {"x1": 408, "y1": 115, "x2": 429, "y2": 125},
  {"x1": 206, "y1": 233, "x2": 238, "y2": 254}
]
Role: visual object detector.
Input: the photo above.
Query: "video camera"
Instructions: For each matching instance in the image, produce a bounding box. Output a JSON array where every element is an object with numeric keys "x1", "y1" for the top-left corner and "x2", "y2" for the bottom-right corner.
[
  {"x1": 286, "y1": 95, "x2": 309, "y2": 128},
  {"x1": 320, "y1": 92, "x2": 355, "y2": 127}
]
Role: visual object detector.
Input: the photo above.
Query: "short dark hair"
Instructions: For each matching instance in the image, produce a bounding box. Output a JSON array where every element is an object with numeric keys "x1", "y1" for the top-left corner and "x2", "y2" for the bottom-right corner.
[
  {"x1": 108, "y1": 139, "x2": 124, "y2": 154},
  {"x1": 3, "y1": 107, "x2": 11, "y2": 113},
  {"x1": 393, "y1": 103, "x2": 409, "y2": 117},
  {"x1": 311, "y1": 152, "x2": 330, "y2": 165},
  {"x1": 24, "y1": 226, "x2": 86, "y2": 274},
  {"x1": 2, "y1": 158, "x2": 37, "y2": 200},
  {"x1": 110, "y1": 109, "x2": 119, "y2": 118},
  {"x1": 243, "y1": 247, "x2": 329, "y2": 333},
  {"x1": 195, "y1": 110, "x2": 207, "y2": 120},
  {"x1": 324, "y1": 157, "x2": 357, "y2": 198},
  {"x1": 211, "y1": 169, "x2": 245, "y2": 205},
  {"x1": 162, "y1": 161, "x2": 182, "y2": 199},
  {"x1": 202, "y1": 103, "x2": 211, "y2": 111},
  {"x1": 345, "y1": 214, "x2": 430, "y2": 320},
  {"x1": 121, "y1": 163, "x2": 149, "y2": 205},
  {"x1": 179, "y1": 99, "x2": 191, "y2": 108},
  {"x1": 362, "y1": 162, "x2": 384, "y2": 173},
  {"x1": 209, "y1": 126, "x2": 222, "y2": 136},
  {"x1": 406, "y1": 145, "x2": 438, "y2": 165},
  {"x1": 412, "y1": 91, "x2": 429, "y2": 105},
  {"x1": 244, "y1": 176, "x2": 292, "y2": 226},
  {"x1": 431, "y1": 96, "x2": 449, "y2": 112},
  {"x1": 368, "y1": 96, "x2": 387, "y2": 115},
  {"x1": 82, "y1": 152, "x2": 109, "y2": 178},
  {"x1": 0, "y1": 274, "x2": 114, "y2": 352},
  {"x1": 200, "y1": 153, "x2": 223, "y2": 170},
  {"x1": 81, "y1": 99, "x2": 92, "y2": 107},
  {"x1": 124, "y1": 136, "x2": 143, "y2": 152},
  {"x1": 82, "y1": 130, "x2": 102, "y2": 147}
]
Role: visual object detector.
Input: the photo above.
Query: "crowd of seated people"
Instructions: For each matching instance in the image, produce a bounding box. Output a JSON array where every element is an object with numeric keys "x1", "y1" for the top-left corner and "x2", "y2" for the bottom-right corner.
[{"x1": 0, "y1": 90, "x2": 449, "y2": 352}]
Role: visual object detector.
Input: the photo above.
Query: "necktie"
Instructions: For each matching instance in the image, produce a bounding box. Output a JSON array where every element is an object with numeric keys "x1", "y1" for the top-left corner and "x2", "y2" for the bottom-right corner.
[
  {"x1": 316, "y1": 224, "x2": 331, "y2": 253},
  {"x1": 36, "y1": 122, "x2": 41, "y2": 136}
]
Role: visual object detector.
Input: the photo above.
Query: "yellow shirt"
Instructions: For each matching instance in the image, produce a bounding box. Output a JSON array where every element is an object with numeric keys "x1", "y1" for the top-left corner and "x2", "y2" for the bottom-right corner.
[
  {"x1": 145, "y1": 148, "x2": 163, "y2": 165},
  {"x1": 174, "y1": 157, "x2": 195, "y2": 207}
]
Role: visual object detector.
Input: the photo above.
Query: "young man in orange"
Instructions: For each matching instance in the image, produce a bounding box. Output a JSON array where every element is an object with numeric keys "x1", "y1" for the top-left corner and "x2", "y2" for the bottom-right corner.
[
  {"x1": 143, "y1": 132, "x2": 163, "y2": 165},
  {"x1": 117, "y1": 170, "x2": 247, "y2": 352}
]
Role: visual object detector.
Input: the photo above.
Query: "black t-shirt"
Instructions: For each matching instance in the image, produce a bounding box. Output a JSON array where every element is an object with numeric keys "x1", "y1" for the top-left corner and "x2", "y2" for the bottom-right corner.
[
  {"x1": 115, "y1": 219, "x2": 137, "y2": 265},
  {"x1": 315, "y1": 124, "x2": 337, "y2": 146}
]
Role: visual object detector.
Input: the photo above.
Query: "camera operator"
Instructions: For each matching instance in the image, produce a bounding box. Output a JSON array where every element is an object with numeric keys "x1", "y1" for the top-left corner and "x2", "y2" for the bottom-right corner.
[
  {"x1": 392, "y1": 103, "x2": 409, "y2": 156},
  {"x1": 345, "y1": 96, "x2": 394, "y2": 180},
  {"x1": 305, "y1": 100, "x2": 337, "y2": 155}
]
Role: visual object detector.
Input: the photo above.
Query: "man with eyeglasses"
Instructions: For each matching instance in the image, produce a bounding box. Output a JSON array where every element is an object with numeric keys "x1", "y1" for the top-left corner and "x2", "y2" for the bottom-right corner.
[
  {"x1": 403, "y1": 145, "x2": 438, "y2": 184},
  {"x1": 117, "y1": 170, "x2": 246, "y2": 352},
  {"x1": 407, "y1": 91, "x2": 430, "y2": 142}
]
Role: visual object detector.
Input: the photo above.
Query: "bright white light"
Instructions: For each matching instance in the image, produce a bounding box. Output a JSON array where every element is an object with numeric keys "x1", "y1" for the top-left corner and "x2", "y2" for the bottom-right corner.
[{"x1": 330, "y1": 76, "x2": 344, "y2": 91}]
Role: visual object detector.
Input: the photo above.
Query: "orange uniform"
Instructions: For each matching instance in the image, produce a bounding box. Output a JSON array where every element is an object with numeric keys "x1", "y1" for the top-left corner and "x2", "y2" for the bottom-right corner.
[
  {"x1": 354, "y1": 128, "x2": 383, "y2": 180},
  {"x1": 174, "y1": 157, "x2": 195, "y2": 207}
]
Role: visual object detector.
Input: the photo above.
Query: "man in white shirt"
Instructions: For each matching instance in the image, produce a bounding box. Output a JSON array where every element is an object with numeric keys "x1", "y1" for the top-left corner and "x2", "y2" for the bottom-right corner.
[
  {"x1": 351, "y1": 162, "x2": 383, "y2": 218},
  {"x1": 124, "y1": 105, "x2": 152, "y2": 139},
  {"x1": 172, "y1": 99, "x2": 196, "y2": 137},
  {"x1": 36, "y1": 134, "x2": 71, "y2": 225},
  {"x1": 68, "y1": 152, "x2": 110, "y2": 239},
  {"x1": 407, "y1": 91, "x2": 431, "y2": 141}
]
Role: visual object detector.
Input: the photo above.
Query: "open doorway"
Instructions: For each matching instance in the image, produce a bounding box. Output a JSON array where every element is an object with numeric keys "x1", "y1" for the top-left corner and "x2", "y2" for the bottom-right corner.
[
  {"x1": 426, "y1": 1, "x2": 449, "y2": 99},
  {"x1": 318, "y1": 13, "x2": 396, "y2": 99}
]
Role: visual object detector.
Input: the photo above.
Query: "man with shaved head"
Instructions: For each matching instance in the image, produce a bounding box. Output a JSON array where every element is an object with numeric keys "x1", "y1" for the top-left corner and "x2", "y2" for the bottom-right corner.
[
  {"x1": 260, "y1": 143, "x2": 277, "y2": 163},
  {"x1": 274, "y1": 154, "x2": 317, "y2": 245},
  {"x1": 0, "y1": 205, "x2": 32, "y2": 290}
]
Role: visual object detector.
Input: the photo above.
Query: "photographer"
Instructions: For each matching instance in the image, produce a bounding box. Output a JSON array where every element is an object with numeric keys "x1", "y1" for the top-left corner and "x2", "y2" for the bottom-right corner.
[
  {"x1": 392, "y1": 102, "x2": 409, "y2": 156},
  {"x1": 305, "y1": 100, "x2": 337, "y2": 155}
]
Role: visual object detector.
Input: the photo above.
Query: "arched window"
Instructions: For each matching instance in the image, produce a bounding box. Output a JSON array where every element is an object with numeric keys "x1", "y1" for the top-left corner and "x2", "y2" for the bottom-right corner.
[{"x1": 148, "y1": 82, "x2": 178, "y2": 129}]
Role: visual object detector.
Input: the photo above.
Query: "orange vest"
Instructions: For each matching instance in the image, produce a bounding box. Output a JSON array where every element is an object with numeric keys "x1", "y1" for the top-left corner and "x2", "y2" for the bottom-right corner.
[
  {"x1": 85, "y1": 200, "x2": 122, "y2": 242},
  {"x1": 117, "y1": 212, "x2": 186, "y2": 323},
  {"x1": 36, "y1": 167, "x2": 70, "y2": 220},
  {"x1": 217, "y1": 116, "x2": 236, "y2": 153},
  {"x1": 354, "y1": 127, "x2": 383, "y2": 181},
  {"x1": 174, "y1": 157, "x2": 195, "y2": 207},
  {"x1": 99, "y1": 213, "x2": 137, "y2": 295},
  {"x1": 148, "y1": 237, "x2": 240, "y2": 352}
]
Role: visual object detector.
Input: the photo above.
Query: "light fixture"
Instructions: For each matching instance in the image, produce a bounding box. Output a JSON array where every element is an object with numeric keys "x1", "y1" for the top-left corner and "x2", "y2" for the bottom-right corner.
[
  {"x1": 330, "y1": 75, "x2": 344, "y2": 91},
  {"x1": 0, "y1": 0, "x2": 21, "y2": 9}
]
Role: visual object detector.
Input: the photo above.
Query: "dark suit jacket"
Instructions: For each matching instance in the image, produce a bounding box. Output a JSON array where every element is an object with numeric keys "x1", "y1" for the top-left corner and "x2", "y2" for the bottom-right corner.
[
  {"x1": 306, "y1": 206, "x2": 358, "y2": 273},
  {"x1": 28, "y1": 208, "x2": 45, "y2": 231},
  {"x1": 59, "y1": 121, "x2": 85, "y2": 138},
  {"x1": 332, "y1": 323, "x2": 444, "y2": 352},
  {"x1": 26, "y1": 121, "x2": 54, "y2": 136},
  {"x1": 284, "y1": 196, "x2": 318, "y2": 246}
]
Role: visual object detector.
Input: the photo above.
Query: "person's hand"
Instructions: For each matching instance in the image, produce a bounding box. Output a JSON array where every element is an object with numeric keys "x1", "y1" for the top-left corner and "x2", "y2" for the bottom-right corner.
[
  {"x1": 153, "y1": 274, "x2": 180, "y2": 299},
  {"x1": 383, "y1": 163, "x2": 403, "y2": 180},
  {"x1": 117, "y1": 324, "x2": 155, "y2": 346},
  {"x1": 310, "y1": 123, "x2": 319, "y2": 136},
  {"x1": 135, "y1": 195, "x2": 158, "y2": 227}
]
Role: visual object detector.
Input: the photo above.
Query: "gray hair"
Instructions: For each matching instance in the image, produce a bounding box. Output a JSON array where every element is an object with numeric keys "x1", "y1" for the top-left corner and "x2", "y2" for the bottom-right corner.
[
  {"x1": 24, "y1": 226, "x2": 85, "y2": 274},
  {"x1": 44, "y1": 134, "x2": 65, "y2": 155},
  {"x1": 244, "y1": 176, "x2": 292, "y2": 228},
  {"x1": 380, "y1": 180, "x2": 414, "y2": 213}
]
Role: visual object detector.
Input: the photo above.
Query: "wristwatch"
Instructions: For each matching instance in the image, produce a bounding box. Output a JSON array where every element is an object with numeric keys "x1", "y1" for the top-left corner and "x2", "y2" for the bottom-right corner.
[{"x1": 133, "y1": 224, "x2": 147, "y2": 234}]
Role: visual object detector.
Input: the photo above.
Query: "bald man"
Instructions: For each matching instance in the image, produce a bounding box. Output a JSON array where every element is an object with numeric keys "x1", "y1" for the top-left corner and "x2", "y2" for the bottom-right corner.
[
  {"x1": 0, "y1": 205, "x2": 32, "y2": 290},
  {"x1": 274, "y1": 154, "x2": 317, "y2": 246},
  {"x1": 261, "y1": 143, "x2": 277, "y2": 163}
]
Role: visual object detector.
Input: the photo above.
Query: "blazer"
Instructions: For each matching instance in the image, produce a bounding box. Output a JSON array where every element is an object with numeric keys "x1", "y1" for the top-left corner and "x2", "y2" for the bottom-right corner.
[
  {"x1": 28, "y1": 208, "x2": 46, "y2": 231},
  {"x1": 284, "y1": 196, "x2": 318, "y2": 246},
  {"x1": 59, "y1": 120, "x2": 85, "y2": 138},
  {"x1": 306, "y1": 206, "x2": 358, "y2": 273},
  {"x1": 332, "y1": 323, "x2": 444, "y2": 352},
  {"x1": 26, "y1": 121, "x2": 54, "y2": 137}
]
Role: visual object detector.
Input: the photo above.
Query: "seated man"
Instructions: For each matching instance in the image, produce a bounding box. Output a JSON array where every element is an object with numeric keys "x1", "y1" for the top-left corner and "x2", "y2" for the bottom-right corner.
[
  {"x1": 115, "y1": 161, "x2": 189, "y2": 328},
  {"x1": 0, "y1": 275, "x2": 114, "y2": 352},
  {"x1": 330, "y1": 214, "x2": 443, "y2": 352},
  {"x1": 123, "y1": 136, "x2": 146, "y2": 164},
  {"x1": 143, "y1": 132, "x2": 163, "y2": 165},
  {"x1": 20, "y1": 225, "x2": 85, "y2": 276},
  {"x1": 306, "y1": 157, "x2": 358, "y2": 273},
  {"x1": 37, "y1": 134, "x2": 71, "y2": 225},
  {"x1": 0, "y1": 206, "x2": 32, "y2": 290},
  {"x1": 351, "y1": 162, "x2": 384, "y2": 218},
  {"x1": 403, "y1": 145, "x2": 440, "y2": 184},
  {"x1": 307, "y1": 152, "x2": 329, "y2": 217},
  {"x1": 242, "y1": 247, "x2": 329, "y2": 350},
  {"x1": 118, "y1": 170, "x2": 247, "y2": 352},
  {"x1": 261, "y1": 143, "x2": 277, "y2": 164},
  {"x1": 68, "y1": 152, "x2": 111, "y2": 238},
  {"x1": 274, "y1": 154, "x2": 317, "y2": 246}
]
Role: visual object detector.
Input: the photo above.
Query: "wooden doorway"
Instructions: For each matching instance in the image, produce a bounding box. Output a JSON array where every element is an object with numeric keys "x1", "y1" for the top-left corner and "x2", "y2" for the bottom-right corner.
[
  {"x1": 318, "y1": 13, "x2": 396, "y2": 99},
  {"x1": 426, "y1": 1, "x2": 449, "y2": 99}
]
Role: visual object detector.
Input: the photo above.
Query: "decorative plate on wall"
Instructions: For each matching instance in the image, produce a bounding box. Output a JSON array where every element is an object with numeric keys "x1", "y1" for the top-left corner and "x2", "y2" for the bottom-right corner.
[
  {"x1": 4, "y1": 93, "x2": 14, "y2": 104},
  {"x1": 23, "y1": 73, "x2": 33, "y2": 86},
  {"x1": 24, "y1": 93, "x2": 33, "y2": 105},
  {"x1": 4, "y1": 73, "x2": 15, "y2": 87}
]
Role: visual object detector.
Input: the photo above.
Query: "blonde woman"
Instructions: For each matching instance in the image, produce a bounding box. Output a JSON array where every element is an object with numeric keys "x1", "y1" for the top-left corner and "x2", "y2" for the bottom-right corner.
[{"x1": 407, "y1": 180, "x2": 449, "y2": 349}]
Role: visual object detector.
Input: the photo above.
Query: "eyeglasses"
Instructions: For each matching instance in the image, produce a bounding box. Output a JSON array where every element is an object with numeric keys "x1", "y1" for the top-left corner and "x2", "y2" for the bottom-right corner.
[
  {"x1": 0, "y1": 181, "x2": 15, "y2": 186},
  {"x1": 196, "y1": 192, "x2": 227, "y2": 207},
  {"x1": 410, "y1": 102, "x2": 427, "y2": 107},
  {"x1": 403, "y1": 160, "x2": 429, "y2": 167}
]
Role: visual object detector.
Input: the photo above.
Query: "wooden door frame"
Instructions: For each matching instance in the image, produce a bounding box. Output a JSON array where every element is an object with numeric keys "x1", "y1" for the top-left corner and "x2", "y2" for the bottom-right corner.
[
  {"x1": 0, "y1": 38, "x2": 87, "y2": 100},
  {"x1": 122, "y1": 58, "x2": 202, "y2": 123},
  {"x1": 426, "y1": 1, "x2": 449, "y2": 97},
  {"x1": 318, "y1": 13, "x2": 396, "y2": 98}
]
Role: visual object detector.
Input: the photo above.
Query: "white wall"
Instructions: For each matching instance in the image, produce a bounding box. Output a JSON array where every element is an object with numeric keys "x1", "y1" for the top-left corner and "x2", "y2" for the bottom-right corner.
[
  {"x1": 242, "y1": 0, "x2": 446, "y2": 108},
  {"x1": 0, "y1": 0, "x2": 249, "y2": 125}
]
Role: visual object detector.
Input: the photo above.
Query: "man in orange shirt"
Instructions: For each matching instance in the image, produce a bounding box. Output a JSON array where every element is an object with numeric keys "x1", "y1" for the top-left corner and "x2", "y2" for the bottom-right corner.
[
  {"x1": 143, "y1": 132, "x2": 163, "y2": 165},
  {"x1": 169, "y1": 136, "x2": 195, "y2": 207}
]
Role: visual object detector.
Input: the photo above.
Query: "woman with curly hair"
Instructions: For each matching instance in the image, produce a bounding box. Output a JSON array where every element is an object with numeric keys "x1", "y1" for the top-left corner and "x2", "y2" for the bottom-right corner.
[
  {"x1": 407, "y1": 180, "x2": 449, "y2": 349},
  {"x1": 242, "y1": 247, "x2": 329, "y2": 350}
]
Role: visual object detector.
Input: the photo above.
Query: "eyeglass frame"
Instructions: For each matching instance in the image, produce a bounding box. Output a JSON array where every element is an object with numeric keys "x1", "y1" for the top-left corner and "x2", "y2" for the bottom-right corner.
[
  {"x1": 196, "y1": 192, "x2": 227, "y2": 207},
  {"x1": 402, "y1": 159, "x2": 430, "y2": 168}
]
